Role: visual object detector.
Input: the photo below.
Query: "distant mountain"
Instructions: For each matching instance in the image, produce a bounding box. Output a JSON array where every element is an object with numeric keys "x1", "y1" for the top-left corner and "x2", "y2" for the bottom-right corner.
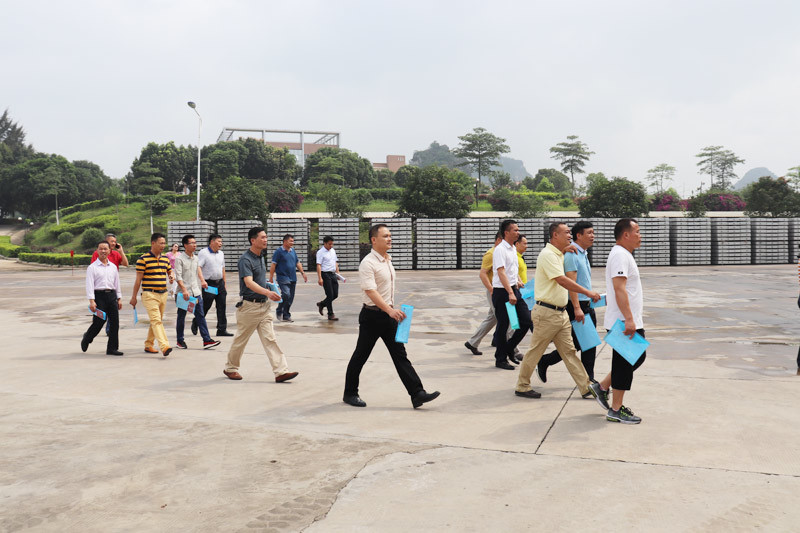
[
  {"x1": 409, "y1": 142, "x2": 532, "y2": 181},
  {"x1": 499, "y1": 156, "x2": 532, "y2": 181},
  {"x1": 733, "y1": 167, "x2": 778, "y2": 190}
]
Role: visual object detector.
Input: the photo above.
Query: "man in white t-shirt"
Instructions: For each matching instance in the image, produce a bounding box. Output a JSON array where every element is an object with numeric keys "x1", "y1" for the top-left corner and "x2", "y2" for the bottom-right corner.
[
  {"x1": 316, "y1": 235, "x2": 342, "y2": 321},
  {"x1": 589, "y1": 218, "x2": 646, "y2": 424}
]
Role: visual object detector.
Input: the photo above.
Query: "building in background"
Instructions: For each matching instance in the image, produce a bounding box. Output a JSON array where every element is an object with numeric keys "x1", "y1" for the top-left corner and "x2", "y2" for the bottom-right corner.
[
  {"x1": 373, "y1": 155, "x2": 406, "y2": 173},
  {"x1": 217, "y1": 128, "x2": 340, "y2": 166}
]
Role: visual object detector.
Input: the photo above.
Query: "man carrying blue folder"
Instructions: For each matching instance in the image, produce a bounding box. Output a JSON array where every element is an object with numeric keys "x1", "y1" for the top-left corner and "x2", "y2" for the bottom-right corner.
[
  {"x1": 515, "y1": 222, "x2": 602, "y2": 399},
  {"x1": 174, "y1": 234, "x2": 220, "y2": 350},
  {"x1": 81, "y1": 240, "x2": 123, "y2": 356},
  {"x1": 342, "y1": 224, "x2": 440, "y2": 409},
  {"x1": 588, "y1": 218, "x2": 646, "y2": 424},
  {"x1": 537, "y1": 220, "x2": 599, "y2": 386}
]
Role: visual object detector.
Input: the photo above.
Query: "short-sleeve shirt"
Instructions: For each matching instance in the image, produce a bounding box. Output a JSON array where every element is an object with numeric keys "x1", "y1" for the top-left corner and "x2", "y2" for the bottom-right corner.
[
  {"x1": 238, "y1": 249, "x2": 267, "y2": 300},
  {"x1": 91, "y1": 249, "x2": 124, "y2": 268},
  {"x1": 564, "y1": 243, "x2": 592, "y2": 301},
  {"x1": 481, "y1": 247, "x2": 494, "y2": 284},
  {"x1": 517, "y1": 253, "x2": 527, "y2": 285},
  {"x1": 492, "y1": 240, "x2": 519, "y2": 289},
  {"x1": 198, "y1": 247, "x2": 225, "y2": 281},
  {"x1": 271, "y1": 246, "x2": 299, "y2": 283},
  {"x1": 534, "y1": 243, "x2": 568, "y2": 307},
  {"x1": 316, "y1": 247, "x2": 338, "y2": 272},
  {"x1": 135, "y1": 252, "x2": 171, "y2": 291},
  {"x1": 604, "y1": 244, "x2": 644, "y2": 330},
  {"x1": 360, "y1": 249, "x2": 395, "y2": 307},
  {"x1": 175, "y1": 252, "x2": 201, "y2": 297}
]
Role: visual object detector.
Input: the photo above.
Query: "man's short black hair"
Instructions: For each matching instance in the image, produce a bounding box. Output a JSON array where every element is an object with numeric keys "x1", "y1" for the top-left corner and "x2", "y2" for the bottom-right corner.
[
  {"x1": 208, "y1": 233, "x2": 222, "y2": 244},
  {"x1": 97, "y1": 240, "x2": 111, "y2": 248},
  {"x1": 614, "y1": 218, "x2": 638, "y2": 240},
  {"x1": 499, "y1": 219, "x2": 517, "y2": 237},
  {"x1": 282, "y1": 233, "x2": 294, "y2": 242},
  {"x1": 248, "y1": 226, "x2": 265, "y2": 244},
  {"x1": 369, "y1": 223, "x2": 388, "y2": 241},
  {"x1": 515, "y1": 233, "x2": 526, "y2": 244},
  {"x1": 322, "y1": 235, "x2": 334, "y2": 244},
  {"x1": 495, "y1": 231, "x2": 503, "y2": 240},
  {"x1": 571, "y1": 220, "x2": 593, "y2": 241},
  {"x1": 150, "y1": 232, "x2": 165, "y2": 243},
  {"x1": 548, "y1": 222, "x2": 567, "y2": 238},
  {"x1": 181, "y1": 234, "x2": 195, "y2": 246}
]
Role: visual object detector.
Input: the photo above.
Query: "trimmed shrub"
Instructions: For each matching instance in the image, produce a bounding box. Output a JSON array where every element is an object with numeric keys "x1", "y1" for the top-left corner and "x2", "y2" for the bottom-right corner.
[
  {"x1": 368, "y1": 188, "x2": 403, "y2": 201},
  {"x1": 18, "y1": 252, "x2": 93, "y2": 266},
  {"x1": 132, "y1": 244, "x2": 152, "y2": 254},
  {"x1": 81, "y1": 227, "x2": 106, "y2": 249},
  {"x1": 59, "y1": 199, "x2": 111, "y2": 216},
  {"x1": 57, "y1": 232, "x2": 75, "y2": 244},
  {"x1": 48, "y1": 214, "x2": 120, "y2": 237}
]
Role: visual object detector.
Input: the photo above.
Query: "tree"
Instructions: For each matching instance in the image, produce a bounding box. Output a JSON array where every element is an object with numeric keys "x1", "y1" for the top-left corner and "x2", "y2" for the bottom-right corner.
[
  {"x1": 509, "y1": 194, "x2": 549, "y2": 218},
  {"x1": 396, "y1": 166, "x2": 472, "y2": 218},
  {"x1": 260, "y1": 179, "x2": 303, "y2": 213},
  {"x1": 549, "y1": 135, "x2": 594, "y2": 197},
  {"x1": 489, "y1": 171, "x2": 513, "y2": 190},
  {"x1": 742, "y1": 177, "x2": 800, "y2": 217},
  {"x1": 645, "y1": 163, "x2": 676, "y2": 193},
  {"x1": 130, "y1": 162, "x2": 163, "y2": 196},
  {"x1": 695, "y1": 146, "x2": 744, "y2": 190},
  {"x1": 717, "y1": 150, "x2": 745, "y2": 190},
  {"x1": 375, "y1": 168, "x2": 395, "y2": 187},
  {"x1": 453, "y1": 127, "x2": 510, "y2": 205},
  {"x1": 787, "y1": 166, "x2": 800, "y2": 191},
  {"x1": 584, "y1": 172, "x2": 608, "y2": 194},
  {"x1": 200, "y1": 176, "x2": 268, "y2": 222},
  {"x1": 302, "y1": 147, "x2": 376, "y2": 189},
  {"x1": 129, "y1": 142, "x2": 194, "y2": 193},
  {"x1": 577, "y1": 177, "x2": 649, "y2": 218},
  {"x1": 238, "y1": 138, "x2": 301, "y2": 183},
  {"x1": 322, "y1": 187, "x2": 368, "y2": 218},
  {"x1": 393, "y1": 165, "x2": 416, "y2": 188},
  {"x1": 535, "y1": 177, "x2": 555, "y2": 192},
  {"x1": 531, "y1": 168, "x2": 570, "y2": 193},
  {"x1": 410, "y1": 141, "x2": 464, "y2": 169},
  {"x1": 0, "y1": 109, "x2": 34, "y2": 166}
]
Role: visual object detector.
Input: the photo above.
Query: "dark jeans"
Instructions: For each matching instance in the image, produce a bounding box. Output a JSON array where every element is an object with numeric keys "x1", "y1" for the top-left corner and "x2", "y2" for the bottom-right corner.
[
  {"x1": 275, "y1": 280, "x2": 296, "y2": 319},
  {"x1": 176, "y1": 296, "x2": 211, "y2": 343},
  {"x1": 320, "y1": 271, "x2": 339, "y2": 315},
  {"x1": 83, "y1": 290, "x2": 119, "y2": 352},
  {"x1": 193, "y1": 279, "x2": 228, "y2": 333},
  {"x1": 491, "y1": 287, "x2": 532, "y2": 364},
  {"x1": 344, "y1": 307, "x2": 424, "y2": 398},
  {"x1": 610, "y1": 328, "x2": 647, "y2": 391},
  {"x1": 539, "y1": 301, "x2": 597, "y2": 380}
]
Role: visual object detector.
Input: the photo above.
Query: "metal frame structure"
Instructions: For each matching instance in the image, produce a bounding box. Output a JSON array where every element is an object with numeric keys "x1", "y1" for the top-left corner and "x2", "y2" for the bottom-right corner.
[{"x1": 217, "y1": 128, "x2": 340, "y2": 165}]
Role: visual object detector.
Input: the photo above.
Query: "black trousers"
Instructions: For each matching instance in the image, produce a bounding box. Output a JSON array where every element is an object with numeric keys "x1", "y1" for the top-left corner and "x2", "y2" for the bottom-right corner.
[
  {"x1": 610, "y1": 328, "x2": 647, "y2": 391},
  {"x1": 539, "y1": 301, "x2": 597, "y2": 380},
  {"x1": 491, "y1": 287, "x2": 532, "y2": 364},
  {"x1": 83, "y1": 290, "x2": 119, "y2": 352},
  {"x1": 320, "y1": 271, "x2": 339, "y2": 315},
  {"x1": 193, "y1": 278, "x2": 227, "y2": 333},
  {"x1": 344, "y1": 307, "x2": 424, "y2": 397}
]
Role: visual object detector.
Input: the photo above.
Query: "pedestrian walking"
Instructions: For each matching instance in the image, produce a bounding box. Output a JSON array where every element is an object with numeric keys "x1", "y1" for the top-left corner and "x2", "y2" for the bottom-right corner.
[
  {"x1": 316, "y1": 235, "x2": 341, "y2": 321},
  {"x1": 166, "y1": 243, "x2": 179, "y2": 297},
  {"x1": 269, "y1": 234, "x2": 308, "y2": 322},
  {"x1": 174, "y1": 234, "x2": 220, "y2": 350},
  {"x1": 193, "y1": 233, "x2": 232, "y2": 337},
  {"x1": 90, "y1": 233, "x2": 129, "y2": 268},
  {"x1": 81, "y1": 240, "x2": 123, "y2": 356},
  {"x1": 130, "y1": 233, "x2": 174, "y2": 357},
  {"x1": 464, "y1": 232, "x2": 503, "y2": 356}
]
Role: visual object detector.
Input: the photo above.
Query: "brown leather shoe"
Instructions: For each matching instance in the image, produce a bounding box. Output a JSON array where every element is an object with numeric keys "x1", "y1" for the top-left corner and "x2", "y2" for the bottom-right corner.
[
  {"x1": 223, "y1": 370, "x2": 243, "y2": 380},
  {"x1": 144, "y1": 347, "x2": 159, "y2": 354},
  {"x1": 275, "y1": 371, "x2": 298, "y2": 383}
]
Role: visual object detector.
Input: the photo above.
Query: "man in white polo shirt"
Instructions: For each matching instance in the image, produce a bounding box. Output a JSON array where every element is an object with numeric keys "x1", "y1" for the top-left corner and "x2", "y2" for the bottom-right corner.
[
  {"x1": 491, "y1": 219, "x2": 533, "y2": 370},
  {"x1": 316, "y1": 235, "x2": 342, "y2": 321},
  {"x1": 193, "y1": 233, "x2": 231, "y2": 337}
]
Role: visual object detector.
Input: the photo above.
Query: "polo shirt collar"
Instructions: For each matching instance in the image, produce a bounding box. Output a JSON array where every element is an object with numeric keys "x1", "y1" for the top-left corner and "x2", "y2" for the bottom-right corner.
[
  {"x1": 499, "y1": 239, "x2": 514, "y2": 251},
  {"x1": 573, "y1": 242, "x2": 586, "y2": 254},
  {"x1": 370, "y1": 248, "x2": 390, "y2": 262},
  {"x1": 546, "y1": 242, "x2": 564, "y2": 257}
]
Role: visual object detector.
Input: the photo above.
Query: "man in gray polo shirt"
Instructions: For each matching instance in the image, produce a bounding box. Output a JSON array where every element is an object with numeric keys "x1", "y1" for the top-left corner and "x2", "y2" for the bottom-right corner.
[{"x1": 223, "y1": 226, "x2": 299, "y2": 383}]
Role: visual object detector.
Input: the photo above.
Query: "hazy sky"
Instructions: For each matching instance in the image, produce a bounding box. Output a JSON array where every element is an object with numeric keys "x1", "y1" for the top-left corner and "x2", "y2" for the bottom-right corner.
[{"x1": 2, "y1": 0, "x2": 798, "y2": 195}]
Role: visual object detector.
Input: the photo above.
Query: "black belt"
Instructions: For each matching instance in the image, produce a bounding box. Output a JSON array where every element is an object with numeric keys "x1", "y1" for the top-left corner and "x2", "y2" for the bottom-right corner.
[
  {"x1": 143, "y1": 289, "x2": 167, "y2": 293},
  {"x1": 243, "y1": 296, "x2": 266, "y2": 303},
  {"x1": 95, "y1": 289, "x2": 115, "y2": 293},
  {"x1": 363, "y1": 304, "x2": 382, "y2": 312},
  {"x1": 537, "y1": 301, "x2": 567, "y2": 312},
  {"x1": 206, "y1": 279, "x2": 222, "y2": 284}
]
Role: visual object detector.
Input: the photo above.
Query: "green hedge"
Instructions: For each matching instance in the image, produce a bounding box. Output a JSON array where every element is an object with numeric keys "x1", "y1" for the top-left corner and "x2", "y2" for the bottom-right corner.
[
  {"x1": 366, "y1": 188, "x2": 404, "y2": 201},
  {"x1": 59, "y1": 199, "x2": 112, "y2": 216},
  {"x1": 18, "y1": 252, "x2": 93, "y2": 266},
  {"x1": 48, "y1": 214, "x2": 120, "y2": 237},
  {"x1": 0, "y1": 236, "x2": 31, "y2": 258}
]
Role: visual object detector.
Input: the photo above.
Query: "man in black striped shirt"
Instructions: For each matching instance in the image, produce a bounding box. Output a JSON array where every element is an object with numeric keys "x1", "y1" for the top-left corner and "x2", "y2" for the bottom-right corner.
[{"x1": 130, "y1": 232, "x2": 174, "y2": 357}]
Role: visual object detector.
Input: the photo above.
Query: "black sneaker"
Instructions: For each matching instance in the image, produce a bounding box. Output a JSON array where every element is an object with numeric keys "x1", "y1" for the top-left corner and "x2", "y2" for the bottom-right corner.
[
  {"x1": 536, "y1": 364, "x2": 548, "y2": 383},
  {"x1": 607, "y1": 405, "x2": 641, "y2": 424},
  {"x1": 176, "y1": 340, "x2": 188, "y2": 349},
  {"x1": 464, "y1": 341, "x2": 482, "y2": 356},
  {"x1": 190, "y1": 321, "x2": 198, "y2": 336},
  {"x1": 588, "y1": 382, "x2": 610, "y2": 410},
  {"x1": 203, "y1": 339, "x2": 221, "y2": 349}
]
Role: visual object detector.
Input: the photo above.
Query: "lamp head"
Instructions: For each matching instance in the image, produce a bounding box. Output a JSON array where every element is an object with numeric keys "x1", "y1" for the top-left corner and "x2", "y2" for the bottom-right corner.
[{"x1": 187, "y1": 101, "x2": 196, "y2": 109}]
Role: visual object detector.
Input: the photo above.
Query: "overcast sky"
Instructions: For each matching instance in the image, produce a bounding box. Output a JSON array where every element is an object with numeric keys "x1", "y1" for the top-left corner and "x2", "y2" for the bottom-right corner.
[{"x1": 2, "y1": 0, "x2": 798, "y2": 195}]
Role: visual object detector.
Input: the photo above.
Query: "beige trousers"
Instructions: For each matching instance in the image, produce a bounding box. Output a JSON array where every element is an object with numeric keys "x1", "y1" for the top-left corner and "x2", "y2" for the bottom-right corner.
[
  {"x1": 225, "y1": 300, "x2": 289, "y2": 376},
  {"x1": 516, "y1": 305, "x2": 590, "y2": 395},
  {"x1": 143, "y1": 291, "x2": 170, "y2": 351}
]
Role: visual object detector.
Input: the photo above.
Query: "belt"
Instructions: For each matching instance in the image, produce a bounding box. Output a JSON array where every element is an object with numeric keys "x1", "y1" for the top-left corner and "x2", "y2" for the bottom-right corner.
[
  {"x1": 95, "y1": 289, "x2": 115, "y2": 293},
  {"x1": 536, "y1": 300, "x2": 567, "y2": 312},
  {"x1": 243, "y1": 296, "x2": 266, "y2": 303},
  {"x1": 363, "y1": 304, "x2": 382, "y2": 312},
  {"x1": 206, "y1": 279, "x2": 222, "y2": 284},
  {"x1": 143, "y1": 289, "x2": 167, "y2": 293}
]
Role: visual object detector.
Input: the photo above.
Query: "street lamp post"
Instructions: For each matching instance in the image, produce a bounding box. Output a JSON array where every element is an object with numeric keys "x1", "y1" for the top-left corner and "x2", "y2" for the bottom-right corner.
[{"x1": 187, "y1": 101, "x2": 202, "y2": 221}]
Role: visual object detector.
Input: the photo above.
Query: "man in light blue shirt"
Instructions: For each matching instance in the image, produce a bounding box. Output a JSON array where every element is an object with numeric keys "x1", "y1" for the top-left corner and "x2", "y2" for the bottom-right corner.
[{"x1": 536, "y1": 220, "x2": 599, "y2": 387}]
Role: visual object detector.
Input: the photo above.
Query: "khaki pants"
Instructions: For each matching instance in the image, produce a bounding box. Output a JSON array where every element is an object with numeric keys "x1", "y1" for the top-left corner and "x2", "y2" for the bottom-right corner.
[
  {"x1": 516, "y1": 305, "x2": 590, "y2": 395},
  {"x1": 143, "y1": 291, "x2": 170, "y2": 352},
  {"x1": 225, "y1": 300, "x2": 289, "y2": 376}
]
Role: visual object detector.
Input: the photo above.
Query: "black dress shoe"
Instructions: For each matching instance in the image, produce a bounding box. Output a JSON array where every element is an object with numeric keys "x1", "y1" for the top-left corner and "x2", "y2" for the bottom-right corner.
[
  {"x1": 106, "y1": 350, "x2": 124, "y2": 356},
  {"x1": 495, "y1": 361, "x2": 515, "y2": 370},
  {"x1": 191, "y1": 321, "x2": 198, "y2": 336},
  {"x1": 536, "y1": 364, "x2": 548, "y2": 383},
  {"x1": 508, "y1": 354, "x2": 521, "y2": 365},
  {"x1": 343, "y1": 395, "x2": 367, "y2": 407},
  {"x1": 80, "y1": 337, "x2": 89, "y2": 353},
  {"x1": 412, "y1": 390, "x2": 441, "y2": 409},
  {"x1": 515, "y1": 389, "x2": 542, "y2": 399},
  {"x1": 464, "y1": 341, "x2": 482, "y2": 356},
  {"x1": 217, "y1": 331, "x2": 234, "y2": 337}
]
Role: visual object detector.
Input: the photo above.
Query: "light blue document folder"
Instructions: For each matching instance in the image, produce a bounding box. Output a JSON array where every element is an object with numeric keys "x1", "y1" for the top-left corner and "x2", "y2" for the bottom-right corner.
[
  {"x1": 520, "y1": 284, "x2": 535, "y2": 310},
  {"x1": 133, "y1": 307, "x2": 138, "y2": 325},
  {"x1": 604, "y1": 319, "x2": 649, "y2": 365},
  {"x1": 590, "y1": 293, "x2": 606, "y2": 308},
  {"x1": 88, "y1": 306, "x2": 106, "y2": 320},
  {"x1": 394, "y1": 304, "x2": 414, "y2": 343},
  {"x1": 571, "y1": 319, "x2": 601, "y2": 351},
  {"x1": 176, "y1": 293, "x2": 198, "y2": 311},
  {"x1": 506, "y1": 302, "x2": 520, "y2": 330},
  {"x1": 204, "y1": 286, "x2": 218, "y2": 295},
  {"x1": 266, "y1": 282, "x2": 282, "y2": 303}
]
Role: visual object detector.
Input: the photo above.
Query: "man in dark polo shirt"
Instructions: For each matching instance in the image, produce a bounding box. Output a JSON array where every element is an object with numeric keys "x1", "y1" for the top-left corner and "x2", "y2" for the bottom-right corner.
[
  {"x1": 223, "y1": 227, "x2": 299, "y2": 383},
  {"x1": 130, "y1": 232, "x2": 174, "y2": 357}
]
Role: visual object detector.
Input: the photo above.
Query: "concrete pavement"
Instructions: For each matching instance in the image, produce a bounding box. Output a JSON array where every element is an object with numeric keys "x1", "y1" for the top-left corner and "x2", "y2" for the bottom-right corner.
[{"x1": 1, "y1": 260, "x2": 799, "y2": 531}]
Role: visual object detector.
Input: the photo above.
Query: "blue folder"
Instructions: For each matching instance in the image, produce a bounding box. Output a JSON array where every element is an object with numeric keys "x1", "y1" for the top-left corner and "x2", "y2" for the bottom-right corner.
[
  {"x1": 88, "y1": 306, "x2": 106, "y2": 320},
  {"x1": 176, "y1": 293, "x2": 198, "y2": 311},
  {"x1": 571, "y1": 319, "x2": 601, "y2": 351},
  {"x1": 505, "y1": 301, "x2": 520, "y2": 330},
  {"x1": 133, "y1": 307, "x2": 138, "y2": 325},
  {"x1": 394, "y1": 304, "x2": 414, "y2": 343},
  {"x1": 590, "y1": 293, "x2": 606, "y2": 308},
  {"x1": 204, "y1": 286, "x2": 219, "y2": 295},
  {"x1": 604, "y1": 319, "x2": 649, "y2": 365},
  {"x1": 520, "y1": 284, "x2": 535, "y2": 310},
  {"x1": 266, "y1": 282, "x2": 283, "y2": 303}
]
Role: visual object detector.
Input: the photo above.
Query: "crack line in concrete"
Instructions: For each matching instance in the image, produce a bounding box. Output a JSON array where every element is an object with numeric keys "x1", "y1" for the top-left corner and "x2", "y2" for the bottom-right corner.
[{"x1": 534, "y1": 386, "x2": 576, "y2": 454}]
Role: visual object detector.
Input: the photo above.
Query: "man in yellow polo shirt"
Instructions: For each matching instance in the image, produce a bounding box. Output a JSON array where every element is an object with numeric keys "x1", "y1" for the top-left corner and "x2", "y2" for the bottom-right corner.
[
  {"x1": 130, "y1": 232, "x2": 174, "y2": 357},
  {"x1": 515, "y1": 222, "x2": 602, "y2": 399}
]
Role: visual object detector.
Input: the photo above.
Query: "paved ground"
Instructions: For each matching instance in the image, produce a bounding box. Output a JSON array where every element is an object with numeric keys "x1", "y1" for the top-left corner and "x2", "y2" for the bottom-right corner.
[{"x1": 1, "y1": 259, "x2": 799, "y2": 532}]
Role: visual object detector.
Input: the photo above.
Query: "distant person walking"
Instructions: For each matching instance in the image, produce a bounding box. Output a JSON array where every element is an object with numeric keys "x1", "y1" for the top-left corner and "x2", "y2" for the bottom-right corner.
[
  {"x1": 174, "y1": 234, "x2": 220, "y2": 350},
  {"x1": 464, "y1": 232, "x2": 503, "y2": 356},
  {"x1": 81, "y1": 240, "x2": 123, "y2": 356},
  {"x1": 223, "y1": 227, "x2": 298, "y2": 383},
  {"x1": 342, "y1": 224, "x2": 440, "y2": 409},
  {"x1": 130, "y1": 233, "x2": 174, "y2": 357},
  {"x1": 166, "y1": 243, "x2": 179, "y2": 296},
  {"x1": 193, "y1": 233, "x2": 232, "y2": 337},
  {"x1": 589, "y1": 218, "x2": 647, "y2": 424},
  {"x1": 90, "y1": 233, "x2": 129, "y2": 268},
  {"x1": 316, "y1": 235, "x2": 342, "y2": 321},
  {"x1": 269, "y1": 234, "x2": 308, "y2": 322}
]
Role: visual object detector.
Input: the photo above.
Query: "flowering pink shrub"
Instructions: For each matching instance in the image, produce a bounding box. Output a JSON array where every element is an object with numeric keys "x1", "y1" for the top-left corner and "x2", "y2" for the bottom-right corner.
[{"x1": 650, "y1": 193, "x2": 682, "y2": 211}]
